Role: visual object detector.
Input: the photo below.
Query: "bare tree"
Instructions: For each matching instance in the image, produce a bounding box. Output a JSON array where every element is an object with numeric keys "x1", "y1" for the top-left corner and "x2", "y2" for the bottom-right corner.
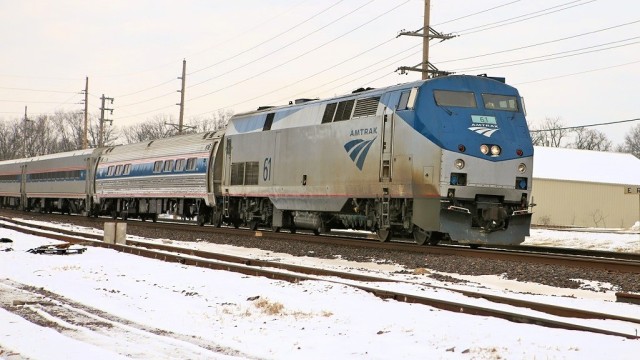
[
  {"x1": 528, "y1": 117, "x2": 570, "y2": 147},
  {"x1": 0, "y1": 119, "x2": 22, "y2": 160},
  {"x1": 186, "y1": 109, "x2": 233, "y2": 133},
  {"x1": 616, "y1": 124, "x2": 640, "y2": 159},
  {"x1": 120, "y1": 115, "x2": 178, "y2": 144},
  {"x1": 569, "y1": 128, "x2": 612, "y2": 151},
  {"x1": 23, "y1": 114, "x2": 60, "y2": 157}
]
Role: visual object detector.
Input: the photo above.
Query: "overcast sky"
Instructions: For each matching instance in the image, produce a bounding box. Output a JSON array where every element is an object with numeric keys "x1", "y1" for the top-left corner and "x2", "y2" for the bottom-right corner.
[{"x1": 0, "y1": 0, "x2": 638, "y2": 145}]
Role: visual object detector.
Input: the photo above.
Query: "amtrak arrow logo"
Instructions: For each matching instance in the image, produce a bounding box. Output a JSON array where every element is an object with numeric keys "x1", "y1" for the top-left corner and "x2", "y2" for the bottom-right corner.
[
  {"x1": 468, "y1": 126, "x2": 499, "y2": 137},
  {"x1": 344, "y1": 137, "x2": 376, "y2": 170}
]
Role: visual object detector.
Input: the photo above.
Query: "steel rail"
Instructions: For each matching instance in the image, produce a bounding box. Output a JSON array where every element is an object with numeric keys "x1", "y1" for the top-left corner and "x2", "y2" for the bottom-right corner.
[{"x1": 2, "y1": 212, "x2": 639, "y2": 274}]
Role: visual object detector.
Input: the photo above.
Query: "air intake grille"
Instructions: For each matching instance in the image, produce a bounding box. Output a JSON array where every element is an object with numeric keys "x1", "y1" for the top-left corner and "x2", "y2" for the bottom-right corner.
[{"x1": 352, "y1": 97, "x2": 380, "y2": 118}]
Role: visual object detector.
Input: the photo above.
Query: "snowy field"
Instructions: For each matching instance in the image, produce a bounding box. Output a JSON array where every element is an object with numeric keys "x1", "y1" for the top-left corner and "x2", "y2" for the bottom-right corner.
[{"x1": 0, "y1": 219, "x2": 639, "y2": 359}]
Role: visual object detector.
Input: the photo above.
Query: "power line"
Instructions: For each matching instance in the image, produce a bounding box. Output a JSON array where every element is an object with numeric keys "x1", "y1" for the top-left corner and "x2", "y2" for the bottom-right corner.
[
  {"x1": 112, "y1": 0, "x2": 312, "y2": 97},
  {"x1": 188, "y1": 0, "x2": 376, "y2": 90},
  {"x1": 437, "y1": 19, "x2": 640, "y2": 64},
  {"x1": 200, "y1": 41, "x2": 420, "y2": 115},
  {"x1": 514, "y1": 59, "x2": 640, "y2": 85},
  {"x1": 116, "y1": 1, "x2": 376, "y2": 111},
  {"x1": 453, "y1": 0, "x2": 596, "y2": 36},
  {"x1": 0, "y1": 86, "x2": 77, "y2": 94},
  {"x1": 432, "y1": 0, "x2": 523, "y2": 26},
  {"x1": 450, "y1": 36, "x2": 640, "y2": 72},
  {"x1": 530, "y1": 117, "x2": 640, "y2": 132},
  {"x1": 188, "y1": 0, "x2": 347, "y2": 76},
  {"x1": 187, "y1": 0, "x2": 410, "y2": 103}
]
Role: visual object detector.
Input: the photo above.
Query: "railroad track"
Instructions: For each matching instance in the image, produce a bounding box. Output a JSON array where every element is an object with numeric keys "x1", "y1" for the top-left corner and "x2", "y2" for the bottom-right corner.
[
  {"x1": 2, "y1": 210, "x2": 640, "y2": 273},
  {"x1": 1, "y1": 216, "x2": 639, "y2": 340}
]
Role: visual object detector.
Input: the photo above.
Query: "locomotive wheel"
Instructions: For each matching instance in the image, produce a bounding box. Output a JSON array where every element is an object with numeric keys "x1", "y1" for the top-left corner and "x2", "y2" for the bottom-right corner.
[
  {"x1": 376, "y1": 229, "x2": 391, "y2": 242},
  {"x1": 412, "y1": 226, "x2": 431, "y2": 246}
]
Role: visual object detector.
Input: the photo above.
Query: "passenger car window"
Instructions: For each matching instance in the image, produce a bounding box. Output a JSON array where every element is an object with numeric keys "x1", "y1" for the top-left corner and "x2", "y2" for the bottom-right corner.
[
  {"x1": 153, "y1": 161, "x2": 163, "y2": 173},
  {"x1": 434, "y1": 90, "x2": 477, "y2": 108},
  {"x1": 163, "y1": 160, "x2": 174, "y2": 172},
  {"x1": 107, "y1": 166, "x2": 115, "y2": 176},
  {"x1": 175, "y1": 159, "x2": 186, "y2": 171},
  {"x1": 482, "y1": 94, "x2": 519, "y2": 112},
  {"x1": 186, "y1": 158, "x2": 197, "y2": 171}
]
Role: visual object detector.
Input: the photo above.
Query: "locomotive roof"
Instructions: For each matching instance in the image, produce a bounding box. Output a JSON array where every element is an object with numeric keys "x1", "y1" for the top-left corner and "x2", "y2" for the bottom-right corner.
[
  {"x1": 232, "y1": 74, "x2": 515, "y2": 118},
  {"x1": 233, "y1": 79, "x2": 426, "y2": 117},
  {"x1": 533, "y1": 146, "x2": 640, "y2": 185}
]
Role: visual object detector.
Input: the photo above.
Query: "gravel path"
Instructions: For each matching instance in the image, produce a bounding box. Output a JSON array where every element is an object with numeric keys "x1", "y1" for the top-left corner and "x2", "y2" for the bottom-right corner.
[{"x1": 9, "y1": 213, "x2": 640, "y2": 294}]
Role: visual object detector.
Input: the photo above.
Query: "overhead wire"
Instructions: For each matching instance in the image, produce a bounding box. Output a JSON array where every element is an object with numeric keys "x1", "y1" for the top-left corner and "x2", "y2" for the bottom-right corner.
[
  {"x1": 437, "y1": 19, "x2": 640, "y2": 64},
  {"x1": 200, "y1": 41, "x2": 421, "y2": 115},
  {"x1": 514, "y1": 59, "x2": 640, "y2": 85},
  {"x1": 187, "y1": 0, "x2": 377, "y2": 90},
  {"x1": 529, "y1": 117, "x2": 640, "y2": 132},
  {"x1": 450, "y1": 36, "x2": 640, "y2": 72},
  {"x1": 111, "y1": 0, "x2": 311, "y2": 97},
  {"x1": 193, "y1": 1, "x2": 618, "y2": 116},
  {"x1": 186, "y1": 0, "x2": 410, "y2": 103},
  {"x1": 454, "y1": 0, "x2": 597, "y2": 36},
  {"x1": 116, "y1": 0, "x2": 366, "y2": 109},
  {"x1": 188, "y1": 0, "x2": 347, "y2": 76}
]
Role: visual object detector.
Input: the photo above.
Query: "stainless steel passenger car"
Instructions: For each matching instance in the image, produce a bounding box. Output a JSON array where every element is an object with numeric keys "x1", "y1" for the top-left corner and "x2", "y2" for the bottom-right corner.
[
  {"x1": 94, "y1": 131, "x2": 225, "y2": 224},
  {"x1": 0, "y1": 158, "x2": 25, "y2": 209},
  {"x1": 0, "y1": 149, "x2": 100, "y2": 214}
]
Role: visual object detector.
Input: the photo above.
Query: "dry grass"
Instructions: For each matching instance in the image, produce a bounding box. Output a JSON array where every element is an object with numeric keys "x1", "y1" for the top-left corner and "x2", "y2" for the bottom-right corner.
[
  {"x1": 54, "y1": 265, "x2": 81, "y2": 271},
  {"x1": 254, "y1": 298, "x2": 284, "y2": 315},
  {"x1": 413, "y1": 268, "x2": 430, "y2": 275}
]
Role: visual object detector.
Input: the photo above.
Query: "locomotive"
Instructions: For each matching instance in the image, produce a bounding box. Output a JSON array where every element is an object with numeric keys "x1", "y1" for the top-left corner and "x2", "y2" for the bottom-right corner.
[{"x1": 0, "y1": 74, "x2": 534, "y2": 246}]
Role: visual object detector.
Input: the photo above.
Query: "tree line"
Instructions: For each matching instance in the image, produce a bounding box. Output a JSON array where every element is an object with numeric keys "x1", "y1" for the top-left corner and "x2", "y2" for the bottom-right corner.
[
  {"x1": 0, "y1": 110, "x2": 232, "y2": 161},
  {"x1": 529, "y1": 117, "x2": 640, "y2": 159}
]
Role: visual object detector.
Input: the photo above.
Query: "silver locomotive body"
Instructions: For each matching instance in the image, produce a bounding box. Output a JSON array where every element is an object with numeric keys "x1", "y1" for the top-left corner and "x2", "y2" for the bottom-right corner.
[{"x1": 221, "y1": 75, "x2": 533, "y2": 245}]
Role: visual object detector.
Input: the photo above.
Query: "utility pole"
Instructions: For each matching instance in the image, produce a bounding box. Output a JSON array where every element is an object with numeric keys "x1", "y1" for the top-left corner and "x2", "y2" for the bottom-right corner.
[
  {"x1": 82, "y1": 77, "x2": 89, "y2": 149},
  {"x1": 177, "y1": 59, "x2": 186, "y2": 134},
  {"x1": 397, "y1": 0, "x2": 455, "y2": 79},
  {"x1": 22, "y1": 106, "x2": 32, "y2": 158},
  {"x1": 99, "y1": 94, "x2": 114, "y2": 148}
]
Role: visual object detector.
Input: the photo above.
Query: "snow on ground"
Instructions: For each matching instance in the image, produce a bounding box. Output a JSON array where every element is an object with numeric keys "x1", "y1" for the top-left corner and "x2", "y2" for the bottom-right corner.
[
  {"x1": 524, "y1": 224, "x2": 640, "y2": 253},
  {"x1": 0, "y1": 219, "x2": 639, "y2": 359}
]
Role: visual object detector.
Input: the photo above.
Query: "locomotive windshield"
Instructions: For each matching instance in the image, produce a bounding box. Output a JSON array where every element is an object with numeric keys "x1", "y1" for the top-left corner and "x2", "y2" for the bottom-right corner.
[
  {"x1": 482, "y1": 94, "x2": 519, "y2": 112},
  {"x1": 433, "y1": 90, "x2": 476, "y2": 108}
]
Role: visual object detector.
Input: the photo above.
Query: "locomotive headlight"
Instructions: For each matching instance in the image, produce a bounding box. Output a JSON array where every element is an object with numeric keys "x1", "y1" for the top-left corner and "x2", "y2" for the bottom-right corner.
[
  {"x1": 480, "y1": 144, "x2": 489, "y2": 155},
  {"x1": 490, "y1": 145, "x2": 501, "y2": 156},
  {"x1": 454, "y1": 159, "x2": 465, "y2": 170},
  {"x1": 517, "y1": 163, "x2": 527, "y2": 173}
]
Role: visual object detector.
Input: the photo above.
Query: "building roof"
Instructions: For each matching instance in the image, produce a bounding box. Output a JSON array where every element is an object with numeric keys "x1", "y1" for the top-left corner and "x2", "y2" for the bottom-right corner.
[{"x1": 533, "y1": 146, "x2": 640, "y2": 186}]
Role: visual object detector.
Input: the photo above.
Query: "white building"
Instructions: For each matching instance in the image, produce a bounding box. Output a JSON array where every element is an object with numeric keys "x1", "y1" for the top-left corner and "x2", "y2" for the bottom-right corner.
[{"x1": 531, "y1": 146, "x2": 640, "y2": 229}]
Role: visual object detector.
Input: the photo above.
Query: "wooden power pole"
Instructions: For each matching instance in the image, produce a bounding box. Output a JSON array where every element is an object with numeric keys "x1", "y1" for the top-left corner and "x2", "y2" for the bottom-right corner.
[
  {"x1": 98, "y1": 94, "x2": 114, "y2": 148},
  {"x1": 397, "y1": 0, "x2": 455, "y2": 78},
  {"x1": 83, "y1": 76, "x2": 89, "y2": 149},
  {"x1": 177, "y1": 59, "x2": 186, "y2": 134}
]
